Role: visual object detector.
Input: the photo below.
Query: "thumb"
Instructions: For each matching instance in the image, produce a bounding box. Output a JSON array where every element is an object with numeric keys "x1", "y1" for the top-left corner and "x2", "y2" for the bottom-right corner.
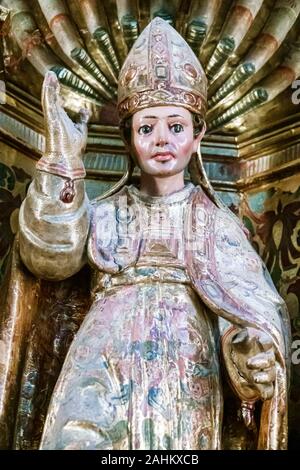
[
  {"x1": 79, "y1": 108, "x2": 90, "y2": 124},
  {"x1": 231, "y1": 328, "x2": 255, "y2": 354},
  {"x1": 75, "y1": 108, "x2": 90, "y2": 135}
]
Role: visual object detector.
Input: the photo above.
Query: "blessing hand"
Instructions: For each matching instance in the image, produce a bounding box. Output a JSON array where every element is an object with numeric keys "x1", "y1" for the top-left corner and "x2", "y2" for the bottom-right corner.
[{"x1": 42, "y1": 71, "x2": 90, "y2": 161}]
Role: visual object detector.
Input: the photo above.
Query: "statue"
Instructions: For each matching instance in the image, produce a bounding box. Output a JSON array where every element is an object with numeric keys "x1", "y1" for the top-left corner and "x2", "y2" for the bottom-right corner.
[{"x1": 0, "y1": 18, "x2": 290, "y2": 450}]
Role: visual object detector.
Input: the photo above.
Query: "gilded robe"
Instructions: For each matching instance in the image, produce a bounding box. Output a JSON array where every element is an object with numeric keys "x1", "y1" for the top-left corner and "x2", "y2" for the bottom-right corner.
[{"x1": 17, "y1": 182, "x2": 288, "y2": 450}]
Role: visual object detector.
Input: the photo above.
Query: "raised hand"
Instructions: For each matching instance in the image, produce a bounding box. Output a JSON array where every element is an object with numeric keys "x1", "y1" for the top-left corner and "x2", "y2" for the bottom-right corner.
[{"x1": 42, "y1": 71, "x2": 90, "y2": 162}]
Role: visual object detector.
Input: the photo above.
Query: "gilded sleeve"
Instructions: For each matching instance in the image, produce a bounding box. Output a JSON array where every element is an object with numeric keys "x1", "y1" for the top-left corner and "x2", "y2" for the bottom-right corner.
[{"x1": 19, "y1": 171, "x2": 90, "y2": 281}]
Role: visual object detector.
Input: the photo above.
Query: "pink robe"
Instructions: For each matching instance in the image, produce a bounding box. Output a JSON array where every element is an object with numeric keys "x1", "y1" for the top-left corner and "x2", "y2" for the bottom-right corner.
[{"x1": 40, "y1": 184, "x2": 289, "y2": 450}]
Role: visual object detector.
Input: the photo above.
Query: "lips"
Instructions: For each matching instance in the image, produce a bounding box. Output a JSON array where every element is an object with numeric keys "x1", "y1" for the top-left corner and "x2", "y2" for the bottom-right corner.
[{"x1": 152, "y1": 152, "x2": 175, "y2": 162}]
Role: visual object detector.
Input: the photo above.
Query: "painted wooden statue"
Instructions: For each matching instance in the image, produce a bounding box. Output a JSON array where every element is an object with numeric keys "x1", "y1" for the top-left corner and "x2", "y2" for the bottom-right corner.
[{"x1": 0, "y1": 18, "x2": 290, "y2": 450}]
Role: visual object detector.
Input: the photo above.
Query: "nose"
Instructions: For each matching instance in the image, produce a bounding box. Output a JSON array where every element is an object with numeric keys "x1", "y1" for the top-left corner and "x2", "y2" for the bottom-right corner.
[{"x1": 155, "y1": 121, "x2": 169, "y2": 146}]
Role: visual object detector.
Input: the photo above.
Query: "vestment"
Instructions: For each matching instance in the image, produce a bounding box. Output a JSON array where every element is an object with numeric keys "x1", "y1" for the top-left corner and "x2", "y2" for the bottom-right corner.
[{"x1": 36, "y1": 183, "x2": 289, "y2": 449}]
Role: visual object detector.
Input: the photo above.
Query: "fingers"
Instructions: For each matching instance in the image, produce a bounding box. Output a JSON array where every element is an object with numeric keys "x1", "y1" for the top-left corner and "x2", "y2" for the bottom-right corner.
[
  {"x1": 247, "y1": 349, "x2": 276, "y2": 400},
  {"x1": 233, "y1": 327, "x2": 274, "y2": 359},
  {"x1": 232, "y1": 328, "x2": 248, "y2": 346},
  {"x1": 251, "y1": 360, "x2": 276, "y2": 401},
  {"x1": 230, "y1": 327, "x2": 277, "y2": 402},
  {"x1": 79, "y1": 108, "x2": 90, "y2": 124},
  {"x1": 256, "y1": 383, "x2": 274, "y2": 401},
  {"x1": 41, "y1": 72, "x2": 90, "y2": 159},
  {"x1": 247, "y1": 327, "x2": 273, "y2": 352},
  {"x1": 42, "y1": 71, "x2": 61, "y2": 119},
  {"x1": 253, "y1": 368, "x2": 276, "y2": 385},
  {"x1": 232, "y1": 328, "x2": 253, "y2": 354},
  {"x1": 74, "y1": 108, "x2": 90, "y2": 136},
  {"x1": 247, "y1": 351, "x2": 275, "y2": 370}
]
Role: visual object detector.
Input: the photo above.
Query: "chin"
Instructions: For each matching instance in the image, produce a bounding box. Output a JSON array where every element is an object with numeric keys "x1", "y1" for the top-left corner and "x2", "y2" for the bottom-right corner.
[
  {"x1": 142, "y1": 163, "x2": 184, "y2": 177},
  {"x1": 156, "y1": 170, "x2": 180, "y2": 177},
  {"x1": 146, "y1": 169, "x2": 181, "y2": 178}
]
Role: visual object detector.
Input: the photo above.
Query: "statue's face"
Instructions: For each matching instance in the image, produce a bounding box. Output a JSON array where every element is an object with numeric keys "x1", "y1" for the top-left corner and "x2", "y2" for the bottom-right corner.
[{"x1": 131, "y1": 106, "x2": 201, "y2": 177}]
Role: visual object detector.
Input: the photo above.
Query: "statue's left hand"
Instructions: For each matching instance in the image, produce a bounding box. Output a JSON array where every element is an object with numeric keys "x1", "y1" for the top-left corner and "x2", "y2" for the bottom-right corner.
[{"x1": 230, "y1": 327, "x2": 276, "y2": 401}]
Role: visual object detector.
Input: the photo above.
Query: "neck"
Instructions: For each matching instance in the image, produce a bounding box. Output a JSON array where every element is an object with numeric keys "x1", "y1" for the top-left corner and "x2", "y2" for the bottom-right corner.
[{"x1": 139, "y1": 172, "x2": 185, "y2": 197}]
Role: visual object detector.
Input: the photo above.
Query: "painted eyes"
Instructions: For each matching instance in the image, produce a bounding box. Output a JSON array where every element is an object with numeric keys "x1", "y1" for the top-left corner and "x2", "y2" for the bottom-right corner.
[
  {"x1": 138, "y1": 124, "x2": 152, "y2": 135},
  {"x1": 137, "y1": 123, "x2": 184, "y2": 135},
  {"x1": 171, "y1": 123, "x2": 184, "y2": 134}
]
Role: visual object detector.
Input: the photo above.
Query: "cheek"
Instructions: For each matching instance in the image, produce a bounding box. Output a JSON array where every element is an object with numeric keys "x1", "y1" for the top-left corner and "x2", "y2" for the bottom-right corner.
[
  {"x1": 133, "y1": 135, "x2": 152, "y2": 161},
  {"x1": 175, "y1": 133, "x2": 195, "y2": 157}
]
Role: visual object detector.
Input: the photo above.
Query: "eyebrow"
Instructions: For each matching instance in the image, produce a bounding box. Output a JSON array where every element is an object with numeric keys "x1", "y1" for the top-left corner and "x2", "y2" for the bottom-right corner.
[{"x1": 143, "y1": 114, "x2": 184, "y2": 119}]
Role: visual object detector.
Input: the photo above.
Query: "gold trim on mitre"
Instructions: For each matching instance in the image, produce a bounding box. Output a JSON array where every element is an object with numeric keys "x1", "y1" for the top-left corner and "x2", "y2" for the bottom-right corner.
[{"x1": 118, "y1": 17, "x2": 207, "y2": 123}]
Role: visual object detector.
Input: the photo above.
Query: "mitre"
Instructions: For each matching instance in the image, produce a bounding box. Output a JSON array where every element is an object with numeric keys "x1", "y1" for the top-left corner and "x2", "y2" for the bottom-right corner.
[{"x1": 118, "y1": 17, "x2": 207, "y2": 123}]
